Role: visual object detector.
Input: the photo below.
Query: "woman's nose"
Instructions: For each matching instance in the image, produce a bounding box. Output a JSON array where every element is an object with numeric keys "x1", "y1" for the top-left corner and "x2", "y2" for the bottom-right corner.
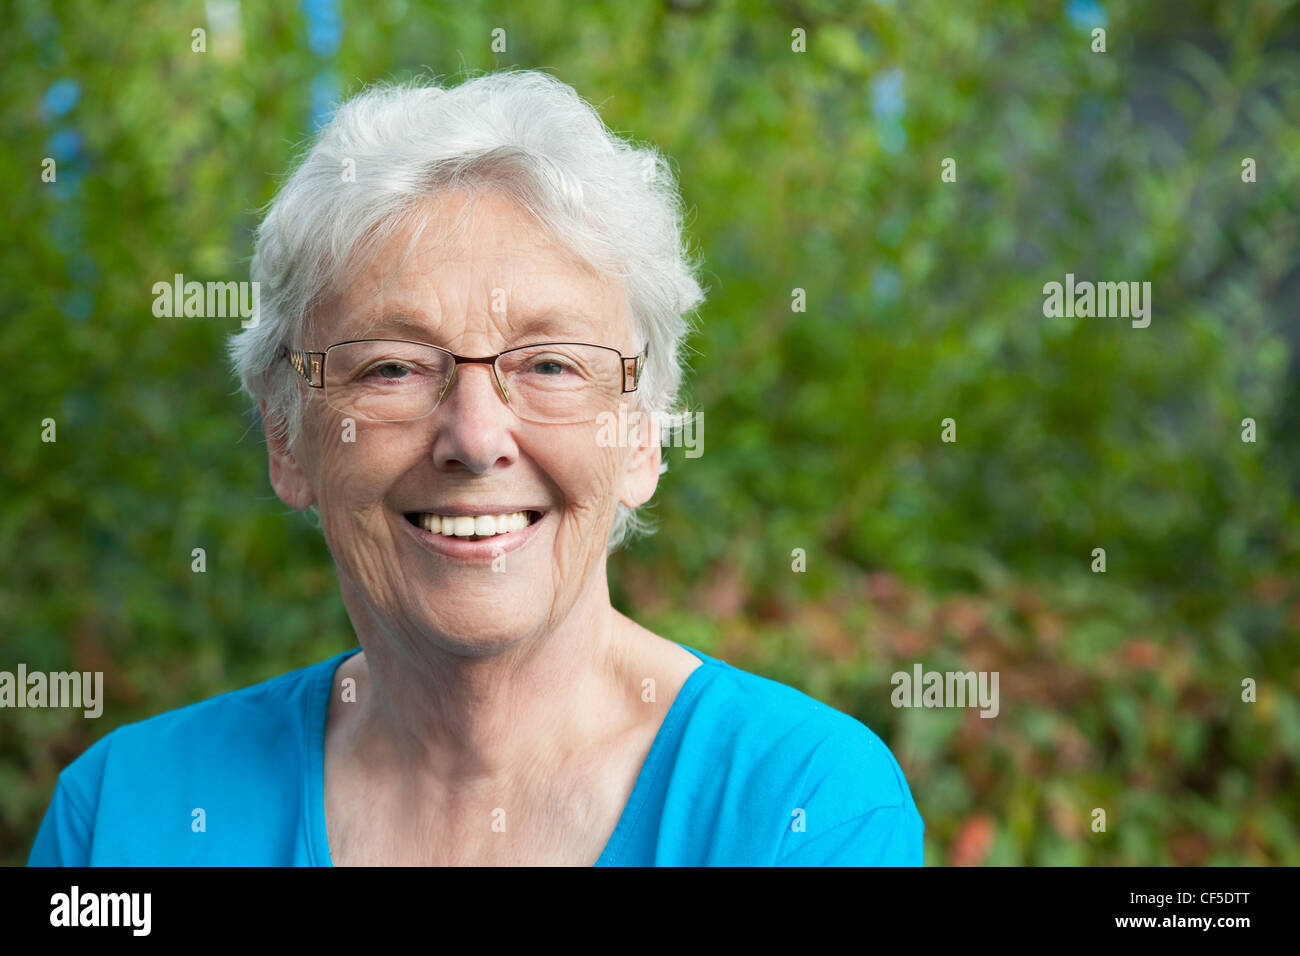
[
  {"x1": 429, "y1": 362, "x2": 518, "y2": 474},
  {"x1": 441, "y1": 360, "x2": 510, "y2": 411}
]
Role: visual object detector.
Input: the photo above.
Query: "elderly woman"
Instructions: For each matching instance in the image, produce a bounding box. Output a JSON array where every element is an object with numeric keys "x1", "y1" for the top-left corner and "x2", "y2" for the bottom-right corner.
[{"x1": 29, "y1": 70, "x2": 922, "y2": 866}]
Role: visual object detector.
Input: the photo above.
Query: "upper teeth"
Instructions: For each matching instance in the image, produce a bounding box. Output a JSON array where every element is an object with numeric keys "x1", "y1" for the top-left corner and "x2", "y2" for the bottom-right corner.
[{"x1": 417, "y1": 512, "x2": 531, "y2": 536}]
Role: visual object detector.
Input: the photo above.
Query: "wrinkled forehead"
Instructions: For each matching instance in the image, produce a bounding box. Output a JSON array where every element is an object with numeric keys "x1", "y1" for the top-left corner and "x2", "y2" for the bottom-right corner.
[{"x1": 306, "y1": 191, "x2": 632, "y2": 349}]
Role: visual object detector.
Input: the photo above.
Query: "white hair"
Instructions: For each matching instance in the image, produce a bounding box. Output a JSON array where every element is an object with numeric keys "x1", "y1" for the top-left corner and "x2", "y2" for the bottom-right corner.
[{"x1": 228, "y1": 69, "x2": 706, "y2": 552}]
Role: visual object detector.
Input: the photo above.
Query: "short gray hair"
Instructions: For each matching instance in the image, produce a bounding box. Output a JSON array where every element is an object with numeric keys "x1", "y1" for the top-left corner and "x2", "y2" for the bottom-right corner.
[{"x1": 228, "y1": 69, "x2": 706, "y2": 552}]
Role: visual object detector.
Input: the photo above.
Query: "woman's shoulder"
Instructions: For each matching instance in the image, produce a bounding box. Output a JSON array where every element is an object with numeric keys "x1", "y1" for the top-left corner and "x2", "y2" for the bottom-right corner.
[
  {"x1": 28, "y1": 649, "x2": 356, "y2": 865},
  {"x1": 97, "y1": 649, "x2": 353, "y2": 761},
  {"x1": 610, "y1": 642, "x2": 924, "y2": 864},
  {"x1": 674, "y1": 645, "x2": 920, "y2": 814}
]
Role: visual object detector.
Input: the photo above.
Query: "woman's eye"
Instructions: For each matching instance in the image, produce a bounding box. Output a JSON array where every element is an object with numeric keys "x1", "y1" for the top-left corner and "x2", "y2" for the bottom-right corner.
[
  {"x1": 365, "y1": 362, "x2": 412, "y2": 380},
  {"x1": 526, "y1": 355, "x2": 579, "y2": 376}
]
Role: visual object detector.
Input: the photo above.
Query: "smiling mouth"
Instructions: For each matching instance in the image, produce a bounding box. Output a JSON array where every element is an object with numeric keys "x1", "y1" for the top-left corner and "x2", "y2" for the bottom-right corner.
[{"x1": 404, "y1": 510, "x2": 544, "y2": 541}]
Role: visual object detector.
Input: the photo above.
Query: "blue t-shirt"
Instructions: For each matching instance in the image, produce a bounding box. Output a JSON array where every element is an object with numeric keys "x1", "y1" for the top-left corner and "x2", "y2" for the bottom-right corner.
[{"x1": 27, "y1": 643, "x2": 924, "y2": 866}]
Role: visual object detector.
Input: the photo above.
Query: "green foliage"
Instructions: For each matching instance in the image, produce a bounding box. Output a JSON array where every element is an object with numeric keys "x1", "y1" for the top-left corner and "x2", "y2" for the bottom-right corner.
[{"x1": 1, "y1": 0, "x2": 1297, "y2": 864}]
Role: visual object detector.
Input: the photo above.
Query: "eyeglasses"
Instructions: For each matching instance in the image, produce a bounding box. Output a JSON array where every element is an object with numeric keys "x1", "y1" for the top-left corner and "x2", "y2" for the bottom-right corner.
[{"x1": 282, "y1": 339, "x2": 648, "y2": 425}]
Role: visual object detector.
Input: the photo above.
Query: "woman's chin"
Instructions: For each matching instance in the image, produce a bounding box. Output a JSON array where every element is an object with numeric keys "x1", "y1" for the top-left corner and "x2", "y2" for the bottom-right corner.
[{"x1": 406, "y1": 606, "x2": 545, "y2": 656}]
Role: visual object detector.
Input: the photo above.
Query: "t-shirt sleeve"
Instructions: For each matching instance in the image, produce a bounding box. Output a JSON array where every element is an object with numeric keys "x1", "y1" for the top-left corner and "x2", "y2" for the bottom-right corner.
[
  {"x1": 767, "y1": 713, "x2": 925, "y2": 867},
  {"x1": 27, "y1": 733, "x2": 112, "y2": 867},
  {"x1": 774, "y1": 803, "x2": 924, "y2": 866},
  {"x1": 27, "y1": 780, "x2": 93, "y2": 866}
]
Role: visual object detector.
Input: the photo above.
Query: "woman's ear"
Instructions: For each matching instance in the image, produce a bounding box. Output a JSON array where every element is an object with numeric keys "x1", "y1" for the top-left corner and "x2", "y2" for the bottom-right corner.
[
  {"x1": 618, "y1": 405, "x2": 662, "y2": 510},
  {"x1": 262, "y1": 400, "x2": 316, "y2": 510}
]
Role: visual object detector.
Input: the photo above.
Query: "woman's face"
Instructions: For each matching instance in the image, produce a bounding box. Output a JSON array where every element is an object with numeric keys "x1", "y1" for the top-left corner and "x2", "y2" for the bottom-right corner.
[{"x1": 267, "y1": 190, "x2": 661, "y2": 654}]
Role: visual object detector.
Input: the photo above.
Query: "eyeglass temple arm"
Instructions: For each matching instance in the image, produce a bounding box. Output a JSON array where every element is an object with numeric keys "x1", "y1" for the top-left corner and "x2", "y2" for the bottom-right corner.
[
  {"x1": 622, "y1": 344, "x2": 649, "y2": 394},
  {"x1": 283, "y1": 347, "x2": 326, "y2": 387}
]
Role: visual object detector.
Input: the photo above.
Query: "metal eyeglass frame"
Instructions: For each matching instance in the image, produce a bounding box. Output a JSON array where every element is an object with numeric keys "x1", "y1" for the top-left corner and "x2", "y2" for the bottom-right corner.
[{"x1": 281, "y1": 339, "x2": 648, "y2": 422}]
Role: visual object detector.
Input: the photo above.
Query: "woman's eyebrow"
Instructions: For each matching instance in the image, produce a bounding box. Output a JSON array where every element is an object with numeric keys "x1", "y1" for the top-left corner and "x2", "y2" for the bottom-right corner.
[
  {"x1": 350, "y1": 309, "x2": 434, "y2": 340},
  {"x1": 508, "y1": 311, "x2": 597, "y2": 338},
  {"x1": 353, "y1": 307, "x2": 597, "y2": 343}
]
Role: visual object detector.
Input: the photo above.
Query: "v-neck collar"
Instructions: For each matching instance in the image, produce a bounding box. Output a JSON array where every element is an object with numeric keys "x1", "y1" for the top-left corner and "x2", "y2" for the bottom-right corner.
[{"x1": 304, "y1": 642, "x2": 718, "y2": 866}]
